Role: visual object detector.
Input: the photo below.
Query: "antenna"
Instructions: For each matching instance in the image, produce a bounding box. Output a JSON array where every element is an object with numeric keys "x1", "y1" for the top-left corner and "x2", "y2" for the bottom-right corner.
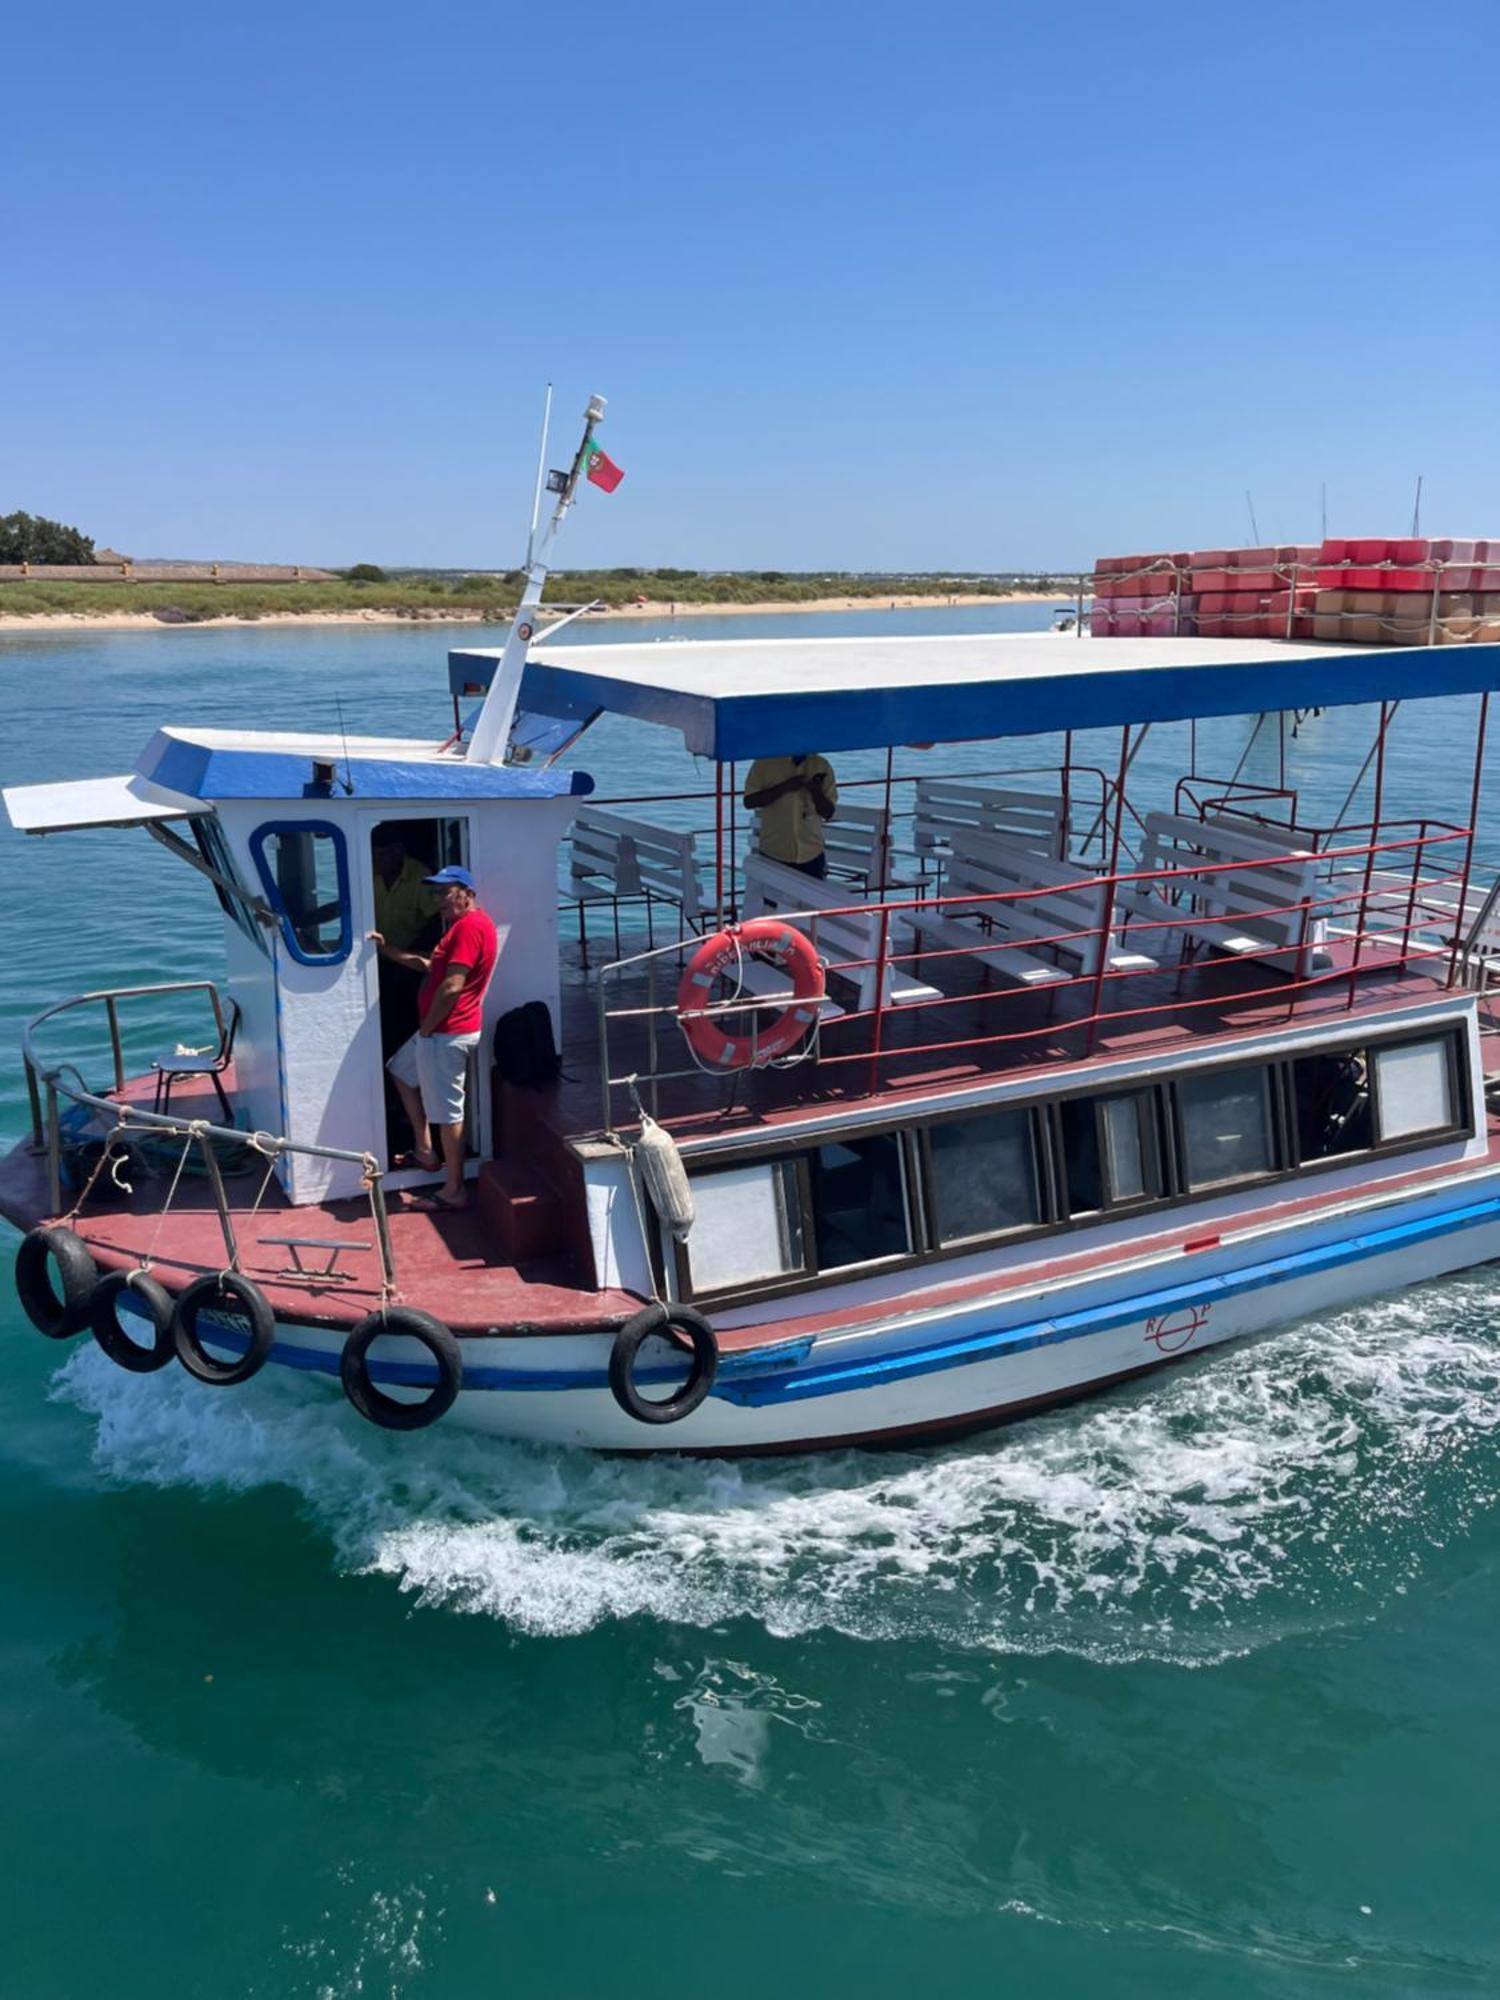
[
  {"x1": 525, "y1": 383, "x2": 554, "y2": 570},
  {"x1": 1410, "y1": 474, "x2": 1423, "y2": 538},
  {"x1": 333, "y1": 692, "x2": 355, "y2": 795},
  {"x1": 1245, "y1": 491, "x2": 1261, "y2": 545}
]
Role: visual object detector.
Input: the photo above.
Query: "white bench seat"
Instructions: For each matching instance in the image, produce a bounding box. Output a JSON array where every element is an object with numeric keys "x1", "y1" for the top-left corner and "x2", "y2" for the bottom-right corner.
[
  {"x1": 904, "y1": 905, "x2": 1069, "y2": 988},
  {"x1": 565, "y1": 806, "x2": 704, "y2": 967},
  {"x1": 1121, "y1": 812, "x2": 1331, "y2": 978},
  {"x1": 739, "y1": 853, "x2": 942, "y2": 1013},
  {"x1": 908, "y1": 829, "x2": 1159, "y2": 986}
]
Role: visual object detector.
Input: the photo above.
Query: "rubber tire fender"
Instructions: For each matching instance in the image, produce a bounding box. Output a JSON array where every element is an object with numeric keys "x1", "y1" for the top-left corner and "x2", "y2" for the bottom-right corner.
[
  {"x1": 172, "y1": 1272, "x2": 276, "y2": 1386},
  {"x1": 15, "y1": 1226, "x2": 97, "y2": 1339},
  {"x1": 90, "y1": 1270, "x2": 177, "y2": 1374},
  {"x1": 339, "y1": 1307, "x2": 463, "y2": 1431},
  {"x1": 608, "y1": 1303, "x2": 718, "y2": 1425}
]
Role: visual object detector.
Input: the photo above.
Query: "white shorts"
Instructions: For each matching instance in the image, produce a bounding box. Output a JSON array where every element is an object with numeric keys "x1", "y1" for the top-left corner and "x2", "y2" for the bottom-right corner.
[{"x1": 387, "y1": 1031, "x2": 481, "y2": 1125}]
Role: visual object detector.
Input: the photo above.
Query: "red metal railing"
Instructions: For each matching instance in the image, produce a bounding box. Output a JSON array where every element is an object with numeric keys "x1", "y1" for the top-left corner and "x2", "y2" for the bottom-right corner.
[{"x1": 594, "y1": 817, "x2": 1476, "y2": 1129}]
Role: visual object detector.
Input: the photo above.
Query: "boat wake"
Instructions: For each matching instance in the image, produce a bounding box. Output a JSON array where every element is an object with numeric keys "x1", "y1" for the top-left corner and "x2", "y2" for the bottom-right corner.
[{"x1": 53, "y1": 1276, "x2": 1500, "y2": 1663}]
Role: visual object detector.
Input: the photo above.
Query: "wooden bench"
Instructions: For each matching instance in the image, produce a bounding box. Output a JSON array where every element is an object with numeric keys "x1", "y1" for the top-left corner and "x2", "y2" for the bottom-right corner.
[
  {"x1": 912, "y1": 779, "x2": 1066, "y2": 880},
  {"x1": 564, "y1": 807, "x2": 704, "y2": 967},
  {"x1": 739, "y1": 853, "x2": 942, "y2": 1014},
  {"x1": 906, "y1": 831, "x2": 1157, "y2": 989},
  {"x1": 1120, "y1": 812, "x2": 1331, "y2": 978}
]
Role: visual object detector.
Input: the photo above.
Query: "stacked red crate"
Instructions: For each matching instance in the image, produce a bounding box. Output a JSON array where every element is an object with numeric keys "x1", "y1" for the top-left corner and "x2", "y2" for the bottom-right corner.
[
  {"x1": 1091, "y1": 547, "x2": 1316, "y2": 638},
  {"x1": 1191, "y1": 547, "x2": 1318, "y2": 639},
  {"x1": 1312, "y1": 539, "x2": 1500, "y2": 644}
]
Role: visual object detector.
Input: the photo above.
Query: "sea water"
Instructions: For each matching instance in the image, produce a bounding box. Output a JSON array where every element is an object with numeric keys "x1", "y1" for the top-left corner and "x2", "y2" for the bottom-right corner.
[{"x1": 1, "y1": 608, "x2": 1498, "y2": 1998}]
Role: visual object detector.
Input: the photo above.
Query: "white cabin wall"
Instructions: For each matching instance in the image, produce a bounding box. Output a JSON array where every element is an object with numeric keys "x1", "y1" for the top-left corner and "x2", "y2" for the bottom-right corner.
[{"x1": 207, "y1": 792, "x2": 580, "y2": 1204}]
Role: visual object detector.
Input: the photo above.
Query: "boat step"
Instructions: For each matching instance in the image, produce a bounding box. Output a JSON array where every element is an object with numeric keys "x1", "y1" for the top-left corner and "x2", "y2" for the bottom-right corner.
[{"x1": 475, "y1": 1159, "x2": 570, "y2": 1263}]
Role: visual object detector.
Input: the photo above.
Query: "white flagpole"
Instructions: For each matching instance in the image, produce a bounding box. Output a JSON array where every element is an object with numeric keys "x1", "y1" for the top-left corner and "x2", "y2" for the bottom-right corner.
[
  {"x1": 466, "y1": 392, "x2": 605, "y2": 766},
  {"x1": 524, "y1": 382, "x2": 554, "y2": 571}
]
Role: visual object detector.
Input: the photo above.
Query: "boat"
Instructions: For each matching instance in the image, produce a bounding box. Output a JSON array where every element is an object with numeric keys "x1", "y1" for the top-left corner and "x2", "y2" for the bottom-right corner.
[{"x1": 6, "y1": 397, "x2": 1500, "y2": 1454}]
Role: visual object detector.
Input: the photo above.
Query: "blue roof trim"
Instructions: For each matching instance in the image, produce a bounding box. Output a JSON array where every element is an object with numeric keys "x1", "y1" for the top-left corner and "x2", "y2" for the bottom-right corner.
[
  {"x1": 136, "y1": 729, "x2": 593, "y2": 802},
  {"x1": 506, "y1": 642, "x2": 1500, "y2": 760}
]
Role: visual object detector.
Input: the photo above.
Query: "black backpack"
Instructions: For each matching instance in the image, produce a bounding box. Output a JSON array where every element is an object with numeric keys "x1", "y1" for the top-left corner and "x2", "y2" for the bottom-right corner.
[{"x1": 492, "y1": 1000, "x2": 563, "y2": 1089}]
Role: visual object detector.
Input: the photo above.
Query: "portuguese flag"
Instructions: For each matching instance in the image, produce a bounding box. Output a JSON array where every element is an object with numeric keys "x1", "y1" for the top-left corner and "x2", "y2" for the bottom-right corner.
[{"x1": 584, "y1": 433, "x2": 625, "y2": 492}]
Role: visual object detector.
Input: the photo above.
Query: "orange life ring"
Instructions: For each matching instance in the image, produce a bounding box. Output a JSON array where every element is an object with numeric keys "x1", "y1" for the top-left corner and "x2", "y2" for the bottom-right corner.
[{"x1": 677, "y1": 919, "x2": 825, "y2": 1069}]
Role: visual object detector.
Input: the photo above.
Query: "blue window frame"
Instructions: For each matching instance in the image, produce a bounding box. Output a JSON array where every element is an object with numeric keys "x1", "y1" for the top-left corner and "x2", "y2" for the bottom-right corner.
[{"x1": 249, "y1": 820, "x2": 351, "y2": 965}]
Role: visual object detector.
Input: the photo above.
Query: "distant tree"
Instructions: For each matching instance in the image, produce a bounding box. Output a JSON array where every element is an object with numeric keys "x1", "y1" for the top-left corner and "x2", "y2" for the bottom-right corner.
[
  {"x1": 0, "y1": 511, "x2": 96, "y2": 564},
  {"x1": 344, "y1": 563, "x2": 387, "y2": 583}
]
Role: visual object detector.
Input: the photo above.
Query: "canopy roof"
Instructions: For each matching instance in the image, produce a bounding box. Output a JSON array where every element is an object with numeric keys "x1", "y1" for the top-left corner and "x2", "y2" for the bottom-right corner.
[{"x1": 452, "y1": 631, "x2": 1500, "y2": 761}]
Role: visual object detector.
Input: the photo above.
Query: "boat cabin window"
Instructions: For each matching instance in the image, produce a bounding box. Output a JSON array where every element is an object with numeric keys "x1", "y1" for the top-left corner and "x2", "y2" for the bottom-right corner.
[
  {"x1": 671, "y1": 1025, "x2": 1472, "y2": 1306},
  {"x1": 927, "y1": 1107, "x2": 1040, "y2": 1245},
  {"x1": 1057, "y1": 1089, "x2": 1161, "y2": 1215},
  {"x1": 1177, "y1": 1064, "x2": 1276, "y2": 1190},
  {"x1": 1372, "y1": 1037, "x2": 1456, "y2": 1140},
  {"x1": 1293, "y1": 1049, "x2": 1373, "y2": 1162},
  {"x1": 683, "y1": 1160, "x2": 805, "y2": 1295},
  {"x1": 807, "y1": 1133, "x2": 912, "y2": 1270},
  {"x1": 249, "y1": 820, "x2": 351, "y2": 965},
  {"x1": 192, "y1": 816, "x2": 268, "y2": 954}
]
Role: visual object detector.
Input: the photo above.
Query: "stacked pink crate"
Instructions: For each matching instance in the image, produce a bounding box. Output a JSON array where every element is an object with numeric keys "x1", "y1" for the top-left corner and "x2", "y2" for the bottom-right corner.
[
  {"x1": 1090, "y1": 552, "x2": 1191, "y2": 637},
  {"x1": 1190, "y1": 547, "x2": 1319, "y2": 639}
]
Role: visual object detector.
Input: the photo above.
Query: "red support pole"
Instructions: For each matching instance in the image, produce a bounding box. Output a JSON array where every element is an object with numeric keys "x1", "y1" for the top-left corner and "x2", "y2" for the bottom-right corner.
[
  {"x1": 881, "y1": 746, "x2": 895, "y2": 889},
  {"x1": 714, "y1": 762, "x2": 725, "y2": 927},
  {"x1": 1086, "y1": 725, "x2": 1131, "y2": 1051},
  {"x1": 728, "y1": 761, "x2": 738, "y2": 921},
  {"x1": 1449, "y1": 691, "x2": 1490, "y2": 988},
  {"x1": 1347, "y1": 700, "x2": 1392, "y2": 1007}
]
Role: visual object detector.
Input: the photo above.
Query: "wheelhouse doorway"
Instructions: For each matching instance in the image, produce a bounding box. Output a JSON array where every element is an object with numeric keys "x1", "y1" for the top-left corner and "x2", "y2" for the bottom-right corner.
[{"x1": 368, "y1": 815, "x2": 474, "y2": 1173}]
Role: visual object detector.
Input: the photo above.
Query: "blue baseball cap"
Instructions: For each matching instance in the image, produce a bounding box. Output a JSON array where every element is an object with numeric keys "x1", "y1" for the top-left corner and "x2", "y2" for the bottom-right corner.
[{"x1": 424, "y1": 864, "x2": 477, "y2": 890}]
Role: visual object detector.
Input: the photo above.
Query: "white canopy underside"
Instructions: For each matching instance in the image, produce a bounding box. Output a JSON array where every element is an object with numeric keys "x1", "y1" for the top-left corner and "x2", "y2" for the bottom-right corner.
[{"x1": 3, "y1": 773, "x2": 208, "y2": 834}]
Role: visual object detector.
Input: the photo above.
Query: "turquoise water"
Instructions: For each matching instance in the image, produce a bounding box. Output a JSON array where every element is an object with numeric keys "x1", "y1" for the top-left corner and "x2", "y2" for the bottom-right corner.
[{"x1": 3, "y1": 610, "x2": 1500, "y2": 1997}]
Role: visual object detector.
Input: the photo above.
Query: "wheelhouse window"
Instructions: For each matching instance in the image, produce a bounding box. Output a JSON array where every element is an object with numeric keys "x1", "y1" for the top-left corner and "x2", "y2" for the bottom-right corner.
[
  {"x1": 1373, "y1": 1037, "x2": 1457, "y2": 1140},
  {"x1": 193, "y1": 816, "x2": 268, "y2": 955},
  {"x1": 1293, "y1": 1048, "x2": 1373, "y2": 1162},
  {"x1": 1177, "y1": 1064, "x2": 1276, "y2": 1189},
  {"x1": 249, "y1": 820, "x2": 351, "y2": 964},
  {"x1": 807, "y1": 1133, "x2": 912, "y2": 1270},
  {"x1": 683, "y1": 1160, "x2": 805, "y2": 1295},
  {"x1": 929, "y1": 1107, "x2": 1040, "y2": 1245}
]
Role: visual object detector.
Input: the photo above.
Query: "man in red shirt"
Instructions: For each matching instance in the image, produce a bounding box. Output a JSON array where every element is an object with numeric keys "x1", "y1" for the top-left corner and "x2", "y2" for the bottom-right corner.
[{"x1": 370, "y1": 865, "x2": 498, "y2": 1210}]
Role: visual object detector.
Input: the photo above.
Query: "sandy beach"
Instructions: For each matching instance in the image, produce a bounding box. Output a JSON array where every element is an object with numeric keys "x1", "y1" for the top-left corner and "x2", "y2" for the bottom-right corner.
[{"x1": 0, "y1": 591, "x2": 1068, "y2": 634}]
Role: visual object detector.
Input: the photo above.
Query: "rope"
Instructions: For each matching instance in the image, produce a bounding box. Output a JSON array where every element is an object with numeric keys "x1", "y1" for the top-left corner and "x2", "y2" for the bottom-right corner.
[
  {"x1": 358, "y1": 1151, "x2": 396, "y2": 1306},
  {"x1": 221, "y1": 1140, "x2": 281, "y2": 1285},
  {"x1": 60, "y1": 1120, "x2": 135, "y2": 1224},
  {"x1": 137, "y1": 1122, "x2": 204, "y2": 1277}
]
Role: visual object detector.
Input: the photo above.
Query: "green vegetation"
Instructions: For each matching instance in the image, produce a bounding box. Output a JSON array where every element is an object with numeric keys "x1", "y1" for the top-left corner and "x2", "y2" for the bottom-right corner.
[
  {"x1": 0, "y1": 567, "x2": 1073, "y2": 622},
  {"x1": 0, "y1": 511, "x2": 95, "y2": 564}
]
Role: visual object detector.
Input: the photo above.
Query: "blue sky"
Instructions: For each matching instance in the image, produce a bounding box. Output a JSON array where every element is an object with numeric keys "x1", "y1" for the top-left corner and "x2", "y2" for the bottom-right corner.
[{"x1": 6, "y1": 0, "x2": 1498, "y2": 571}]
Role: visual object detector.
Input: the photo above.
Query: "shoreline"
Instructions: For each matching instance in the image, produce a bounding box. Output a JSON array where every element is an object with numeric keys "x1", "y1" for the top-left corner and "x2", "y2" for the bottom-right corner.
[{"x1": 0, "y1": 591, "x2": 1069, "y2": 634}]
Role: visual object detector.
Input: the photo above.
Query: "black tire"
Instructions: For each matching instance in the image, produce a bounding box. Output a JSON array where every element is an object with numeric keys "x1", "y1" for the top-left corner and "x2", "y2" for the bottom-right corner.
[
  {"x1": 608, "y1": 1303, "x2": 718, "y2": 1425},
  {"x1": 89, "y1": 1270, "x2": 177, "y2": 1373},
  {"x1": 172, "y1": 1272, "x2": 276, "y2": 1386},
  {"x1": 15, "y1": 1226, "x2": 97, "y2": 1339},
  {"x1": 339, "y1": 1308, "x2": 463, "y2": 1431}
]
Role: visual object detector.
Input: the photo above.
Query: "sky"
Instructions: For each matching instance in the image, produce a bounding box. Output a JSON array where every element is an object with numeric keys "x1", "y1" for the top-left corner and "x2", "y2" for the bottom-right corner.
[{"x1": 5, "y1": 0, "x2": 1498, "y2": 572}]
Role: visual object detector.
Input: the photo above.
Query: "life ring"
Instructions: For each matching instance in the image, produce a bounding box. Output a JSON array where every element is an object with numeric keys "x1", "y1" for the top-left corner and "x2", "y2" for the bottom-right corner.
[
  {"x1": 608, "y1": 1303, "x2": 718, "y2": 1425},
  {"x1": 15, "y1": 1226, "x2": 97, "y2": 1340},
  {"x1": 677, "y1": 919, "x2": 824, "y2": 1070},
  {"x1": 172, "y1": 1272, "x2": 276, "y2": 1386},
  {"x1": 339, "y1": 1308, "x2": 462, "y2": 1431},
  {"x1": 90, "y1": 1270, "x2": 177, "y2": 1373}
]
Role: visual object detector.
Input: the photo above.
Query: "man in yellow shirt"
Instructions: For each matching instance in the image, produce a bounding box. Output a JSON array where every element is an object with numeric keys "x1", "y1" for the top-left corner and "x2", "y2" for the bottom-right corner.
[
  {"x1": 743, "y1": 753, "x2": 838, "y2": 877},
  {"x1": 372, "y1": 826, "x2": 441, "y2": 951}
]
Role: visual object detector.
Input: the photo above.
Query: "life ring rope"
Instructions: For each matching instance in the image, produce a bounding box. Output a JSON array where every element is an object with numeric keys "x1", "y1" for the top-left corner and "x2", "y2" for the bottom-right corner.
[{"x1": 677, "y1": 919, "x2": 824, "y2": 1072}]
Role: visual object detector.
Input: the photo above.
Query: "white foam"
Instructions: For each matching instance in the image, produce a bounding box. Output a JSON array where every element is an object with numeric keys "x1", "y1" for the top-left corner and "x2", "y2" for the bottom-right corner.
[{"x1": 53, "y1": 1274, "x2": 1500, "y2": 1661}]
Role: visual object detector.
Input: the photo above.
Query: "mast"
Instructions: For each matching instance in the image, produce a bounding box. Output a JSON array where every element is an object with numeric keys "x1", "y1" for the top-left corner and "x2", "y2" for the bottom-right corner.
[{"x1": 465, "y1": 391, "x2": 606, "y2": 766}]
